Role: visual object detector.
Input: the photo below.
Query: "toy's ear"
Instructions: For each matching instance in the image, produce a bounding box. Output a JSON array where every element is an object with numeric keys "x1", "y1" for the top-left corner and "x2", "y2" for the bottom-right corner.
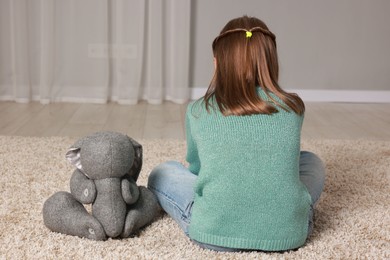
[
  {"x1": 65, "y1": 139, "x2": 87, "y2": 176},
  {"x1": 128, "y1": 137, "x2": 142, "y2": 181}
]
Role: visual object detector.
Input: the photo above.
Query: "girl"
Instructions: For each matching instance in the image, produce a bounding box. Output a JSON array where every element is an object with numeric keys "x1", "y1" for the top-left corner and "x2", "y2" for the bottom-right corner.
[{"x1": 148, "y1": 16, "x2": 325, "y2": 252}]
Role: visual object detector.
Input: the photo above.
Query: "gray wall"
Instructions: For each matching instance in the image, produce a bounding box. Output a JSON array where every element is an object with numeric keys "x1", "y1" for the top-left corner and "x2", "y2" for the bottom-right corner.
[{"x1": 189, "y1": 0, "x2": 390, "y2": 91}]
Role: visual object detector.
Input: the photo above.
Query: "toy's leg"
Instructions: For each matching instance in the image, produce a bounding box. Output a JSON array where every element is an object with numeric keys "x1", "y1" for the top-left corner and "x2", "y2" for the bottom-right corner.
[
  {"x1": 43, "y1": 191, "x2": 106, "y2": 241},
  {"x1": 121, "y1": 186, "x2": 161, "y2": 238}
]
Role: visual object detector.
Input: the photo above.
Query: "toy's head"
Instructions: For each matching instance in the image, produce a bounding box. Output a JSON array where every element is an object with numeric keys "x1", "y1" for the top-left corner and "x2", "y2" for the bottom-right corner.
[{"x1": 66, "y1": 131, "x2": 142, "y2": 180}]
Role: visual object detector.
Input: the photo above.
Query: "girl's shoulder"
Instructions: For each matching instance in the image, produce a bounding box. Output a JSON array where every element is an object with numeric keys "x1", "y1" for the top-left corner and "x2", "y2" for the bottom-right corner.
[{"x1": 186, "y1": 98, "x2": 216, "y2": 118}]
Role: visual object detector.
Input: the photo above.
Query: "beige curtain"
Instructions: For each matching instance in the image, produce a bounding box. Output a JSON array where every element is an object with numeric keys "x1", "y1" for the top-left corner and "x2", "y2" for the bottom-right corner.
[{"x1": 0, "y1": 0, "x2": 191, "y2": 104}]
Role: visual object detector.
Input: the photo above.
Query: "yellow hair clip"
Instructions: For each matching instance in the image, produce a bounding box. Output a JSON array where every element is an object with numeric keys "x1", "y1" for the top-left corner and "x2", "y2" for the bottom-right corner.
[{"x1": 246, "y1": 31, "x2": 252, "y2": 38}]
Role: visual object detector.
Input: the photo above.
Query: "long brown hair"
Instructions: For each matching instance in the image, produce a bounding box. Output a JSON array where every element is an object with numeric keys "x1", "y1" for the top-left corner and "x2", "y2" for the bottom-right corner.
[{"x1": 203, "y1": 16, "x2": 305, "y2": 116}]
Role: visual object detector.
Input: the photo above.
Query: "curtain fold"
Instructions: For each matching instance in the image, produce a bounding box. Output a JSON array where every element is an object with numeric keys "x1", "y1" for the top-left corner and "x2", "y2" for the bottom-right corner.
[
  {"x1": 39, "y1": 0, "x2": 55, "y2": 104},
  {"x1": 0, "y1": 0, "x2": 191, "y2": 104},
  {"x1": 9, "y1": 0, "x2": 31, "y2": 102}
]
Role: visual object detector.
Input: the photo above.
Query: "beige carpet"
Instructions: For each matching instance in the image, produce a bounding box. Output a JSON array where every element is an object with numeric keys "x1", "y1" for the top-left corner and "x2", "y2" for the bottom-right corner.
[{"x1": 0, "y1": 136, "x2": 389, "y2": 259}]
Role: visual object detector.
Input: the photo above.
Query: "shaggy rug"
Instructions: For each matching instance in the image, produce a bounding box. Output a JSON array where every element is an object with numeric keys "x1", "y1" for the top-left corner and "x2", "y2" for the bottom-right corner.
[{"x1": 0, "y1": 136, "x2": 389, "y2": 259}]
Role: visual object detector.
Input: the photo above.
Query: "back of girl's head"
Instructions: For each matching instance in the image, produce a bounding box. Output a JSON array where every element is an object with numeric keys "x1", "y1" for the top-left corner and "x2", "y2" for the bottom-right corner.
[{"x1": 204, "y1": 15, "x2": 304, "y2": 116}]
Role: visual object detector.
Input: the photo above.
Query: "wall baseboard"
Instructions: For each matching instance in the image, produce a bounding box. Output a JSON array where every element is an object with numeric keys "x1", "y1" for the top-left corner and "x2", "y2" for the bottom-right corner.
[{"x1": 191, "y1": 88, "x2": 390, "y2": 103}]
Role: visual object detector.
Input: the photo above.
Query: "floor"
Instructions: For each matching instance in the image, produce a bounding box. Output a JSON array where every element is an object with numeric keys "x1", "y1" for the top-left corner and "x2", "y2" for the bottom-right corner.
[{"x1": 0, "y1": 101, "x2": 389, "y2": 141}]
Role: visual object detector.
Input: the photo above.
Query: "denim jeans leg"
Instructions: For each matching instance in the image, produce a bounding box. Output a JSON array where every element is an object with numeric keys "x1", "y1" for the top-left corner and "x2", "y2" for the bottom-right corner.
[
  {"x1": 147, "y1": 161, "x2": 242, "y2": 252},
  {"x1": 299, "y1": 151, "x2": 326, "y2": 206},
  {"x1": 147, "y1": 161, "x2": 196, "y2": 235},
  {"x1": 299, "y1": 151, "x2": 326, "y2": 235}
]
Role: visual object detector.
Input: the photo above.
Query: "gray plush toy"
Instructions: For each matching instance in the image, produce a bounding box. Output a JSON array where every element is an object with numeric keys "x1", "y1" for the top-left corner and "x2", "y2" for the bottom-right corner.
[{"x1": 42, "y1": 131, "x2": 160, "y2": 240}]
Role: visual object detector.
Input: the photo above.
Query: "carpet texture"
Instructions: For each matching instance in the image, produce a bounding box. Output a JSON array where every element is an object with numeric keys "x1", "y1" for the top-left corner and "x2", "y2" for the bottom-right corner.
[{"x1": 0, "y1": 136, "x2": 389, "y2": 259}]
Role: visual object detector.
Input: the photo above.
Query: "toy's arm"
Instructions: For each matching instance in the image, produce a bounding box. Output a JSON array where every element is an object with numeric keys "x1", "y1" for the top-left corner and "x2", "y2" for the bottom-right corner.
[
  {"x1": 70, "y1": 169, "x2": 97, "y2": 204},
  {"x1": 121, "y1": 177, "x2": 140, "y2": 205}
]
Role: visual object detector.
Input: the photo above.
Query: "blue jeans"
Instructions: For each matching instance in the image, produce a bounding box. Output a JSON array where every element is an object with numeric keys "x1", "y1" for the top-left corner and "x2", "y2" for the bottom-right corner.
[{"x1": 147, "y1": 151, "x2": 325, "y2": 252}]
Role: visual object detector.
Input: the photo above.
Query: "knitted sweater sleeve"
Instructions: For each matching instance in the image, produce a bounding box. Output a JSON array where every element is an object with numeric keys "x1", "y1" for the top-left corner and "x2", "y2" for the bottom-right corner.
[{"x1": 185, "y1": 107, "x2": 200, "y2": 175}]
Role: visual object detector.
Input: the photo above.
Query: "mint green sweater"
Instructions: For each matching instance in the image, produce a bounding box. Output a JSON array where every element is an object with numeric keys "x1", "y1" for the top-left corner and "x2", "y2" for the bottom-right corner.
[{"x1": 186, "y1": 91, "x2": 311, "y2": 251}]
